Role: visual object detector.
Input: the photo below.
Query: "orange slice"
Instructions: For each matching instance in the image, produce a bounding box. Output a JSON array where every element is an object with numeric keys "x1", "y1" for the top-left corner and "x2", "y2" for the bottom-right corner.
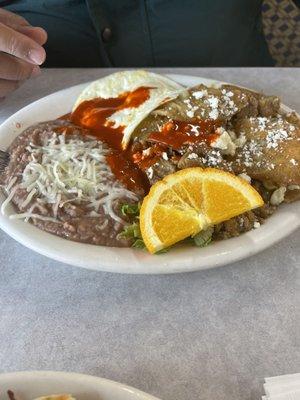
[{"x1": 140, "y1": 167, "x2": 264, "y2": 253}]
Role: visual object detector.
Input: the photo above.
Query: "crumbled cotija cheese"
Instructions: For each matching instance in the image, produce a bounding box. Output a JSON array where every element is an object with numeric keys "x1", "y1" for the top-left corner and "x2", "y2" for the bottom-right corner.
[
  {"x1": 187, "y1": 153, "x2": 198, "y2": 160},
  {"x1": 211, "y1": 128, "x2": 237, "y2": 155},
  {"x1": 256, "y1": 117, "x2": 268, "y2": 130},
  {"x1": 147, "y1": 166, "x2": 154, "y2": 179},
  {"x1": 192, "y1": 90, "x2": 208, "y2": 99},
  {"x1": 207, "y1": 97, "x2": 219, "y2": 109},
  {"x1": 142, "y1": 147, "x2": 151, "y2": 156},
  {"x1": 266, "y1": 128, "x2": 289, "y2": 149},
  {"x1": 236, "y1": 137, "x2": 264, "y2": 168},
  {"x1": 290, "y1": 158, "x2": 298, "y2": 166},
  {"x1": 192, "y1": 88, "x2": 239, "y2": 120},
  {"x1": 184, "y1": 98, "x2": 199, "y2": 118},
  {"x1": 220, "y1": 90, "x2": 238, "y2": 116},
  {"x1": 270, "y1": 187, "x2": 286, "y2": 205},
  {"x1": 205, "y1": 96, "x2": 220, "y2": 120},
  {"x1": 201, "y1": 150, "x2": 223, "y2": 167},
  {"x1": 288, "y1": 185, "x2": 300, "y2": 190},
  {"x1": 250, "y1": 116, "x2": 295, "y2": 150},
  {"x1": 238, "y1": 173, "x2": 251, "y2": 183},
  {"x1": 208, "y1": 108, "x2": 219, "y2": 120}
]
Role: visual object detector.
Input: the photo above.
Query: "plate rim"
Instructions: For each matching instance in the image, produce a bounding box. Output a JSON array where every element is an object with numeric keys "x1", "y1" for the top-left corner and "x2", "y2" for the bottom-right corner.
[
  {"x1": 0, "y1": 72, "x2": 299, "y2": 274},
  {"x1": 0, "y1": 370, "x2": 161, "y2": 400}
]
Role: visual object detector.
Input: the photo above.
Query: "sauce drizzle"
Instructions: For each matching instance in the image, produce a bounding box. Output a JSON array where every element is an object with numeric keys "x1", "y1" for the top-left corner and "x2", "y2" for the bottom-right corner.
[
  {"x1": 131, "y1": 119, "x2": 221, "y2": 170},
  {"x1": 61, "y1": 90, "x2": 221, "y2": 194},
  {"x1": 71, "y1": 86, "x2": 152, "y2": 150},
  {"x1": 69, "y1": 87, "x2": 153, "y2": 193},
  {"x1": 148, "y1": 119, "x2": 220, "y2": 150}
]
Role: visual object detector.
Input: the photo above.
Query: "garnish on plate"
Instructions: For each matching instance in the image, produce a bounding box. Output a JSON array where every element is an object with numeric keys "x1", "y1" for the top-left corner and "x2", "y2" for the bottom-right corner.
[
  {"x1": 139, "y1": 167, "x2": 263, "y2": 253},
  {"x1": 118, "y1": 202, "x2": 145, "y2": 249}
]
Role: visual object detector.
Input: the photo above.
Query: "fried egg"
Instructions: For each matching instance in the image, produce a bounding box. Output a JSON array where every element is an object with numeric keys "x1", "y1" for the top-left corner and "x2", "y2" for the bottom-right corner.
[{"x1": 73, "y1": 70, "x2": 184, "y2": 149}]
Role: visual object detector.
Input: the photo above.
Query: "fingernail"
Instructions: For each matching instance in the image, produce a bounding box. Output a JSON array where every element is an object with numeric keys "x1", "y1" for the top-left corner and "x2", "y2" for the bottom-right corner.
[
  {"x1": 31, "y1": 65, "x2": 41, "y2": 78},
  {"x1": 29, "y1": 48, "x2": 45, "y2": 65}
]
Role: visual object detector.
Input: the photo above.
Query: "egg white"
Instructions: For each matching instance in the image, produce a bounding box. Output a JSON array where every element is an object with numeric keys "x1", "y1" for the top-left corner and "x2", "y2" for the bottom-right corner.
[{"x1": 73, "y1": 70, "x2": 184, "y2": 149}]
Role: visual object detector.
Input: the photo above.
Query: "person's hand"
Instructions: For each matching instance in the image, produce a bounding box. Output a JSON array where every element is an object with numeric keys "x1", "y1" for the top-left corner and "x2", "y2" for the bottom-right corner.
[{"x1": 0, "y1": 8, "x2": 47, "y2": 100}]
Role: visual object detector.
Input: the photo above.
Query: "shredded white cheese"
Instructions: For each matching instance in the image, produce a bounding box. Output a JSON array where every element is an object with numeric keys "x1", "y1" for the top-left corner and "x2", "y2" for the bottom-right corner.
[{"x1": 2, "y1": 134, "x2": 138, "y2": 223}]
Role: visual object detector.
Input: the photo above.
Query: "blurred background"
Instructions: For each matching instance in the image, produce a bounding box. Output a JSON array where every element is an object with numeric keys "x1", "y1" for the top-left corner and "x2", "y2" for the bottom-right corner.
[{"x1": 2, "y1": 0, "x2": 300, "y2": 67}]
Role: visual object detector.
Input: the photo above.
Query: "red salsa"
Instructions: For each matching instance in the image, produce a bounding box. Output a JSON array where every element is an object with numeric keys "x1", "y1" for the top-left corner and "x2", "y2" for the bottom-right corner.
[
  {"x1": 148, "y1": 119, "x2": 220, "y2": 150},
  {"x1": 59, "y1": 88, "x2": 220, "y2": 193},
  {"x1": 69, "y1": 87, "x2": 153, "y2": 193}
]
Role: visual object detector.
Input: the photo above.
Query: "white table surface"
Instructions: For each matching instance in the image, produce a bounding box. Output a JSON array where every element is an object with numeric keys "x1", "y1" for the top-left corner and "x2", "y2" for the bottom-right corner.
[{"x1": 0, "y1": 68, "x2": 299, "y2": 400}]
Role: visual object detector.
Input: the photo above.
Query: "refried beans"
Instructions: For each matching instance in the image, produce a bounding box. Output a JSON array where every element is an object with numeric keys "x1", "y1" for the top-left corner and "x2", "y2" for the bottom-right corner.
[{"x1": 0, "y1": 120, "x2": 142, "y2": 247}]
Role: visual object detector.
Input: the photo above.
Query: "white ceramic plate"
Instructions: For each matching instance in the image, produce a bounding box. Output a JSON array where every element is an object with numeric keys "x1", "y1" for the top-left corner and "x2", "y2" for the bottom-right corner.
[
  {"x1": 0, "y1": 74, "x2": 299, "y2": 274},
  {"x1": 0, "y1": 371, "x2": 160, "y2": 400}
]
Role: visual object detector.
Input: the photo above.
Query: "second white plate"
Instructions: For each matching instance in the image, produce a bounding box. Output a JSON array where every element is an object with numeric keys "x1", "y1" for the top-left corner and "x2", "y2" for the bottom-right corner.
[{"x1": 0, "y1": 371, "x2": 160, "y2": 400}]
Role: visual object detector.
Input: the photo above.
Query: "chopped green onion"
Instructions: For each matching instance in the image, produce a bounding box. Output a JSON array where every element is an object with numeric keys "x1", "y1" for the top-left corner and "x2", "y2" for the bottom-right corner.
[
  {"x1": 193, "y1": 226, "x2": 214, "y2": 247},
  {"x1": 119, "y1": 203, "x2": 145, "y2": 249},
  {"x1": 118, "y1": 222, "x2": 140, "y2": 239},
  {"x1": 155, "y1": 247, "x2": 169, "y2": 254},
  {"x1": 132, "y1": 239, "x2": 146, "y2": 249},
  {"x1": 120, "y1": 202, "x2": 141, "y2": 217}
]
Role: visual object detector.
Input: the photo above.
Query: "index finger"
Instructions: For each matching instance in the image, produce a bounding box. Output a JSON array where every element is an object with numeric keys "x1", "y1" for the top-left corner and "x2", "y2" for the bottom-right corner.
[
  {"x1": 0, "y1": 22, "x2": 46, "y2": 65},
  {"x1": 16, "y1": 26, "x2": 48, "y2": 46},
  {"x1": 0, "y1": 8, "x2": 30, "y2": 27}
]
